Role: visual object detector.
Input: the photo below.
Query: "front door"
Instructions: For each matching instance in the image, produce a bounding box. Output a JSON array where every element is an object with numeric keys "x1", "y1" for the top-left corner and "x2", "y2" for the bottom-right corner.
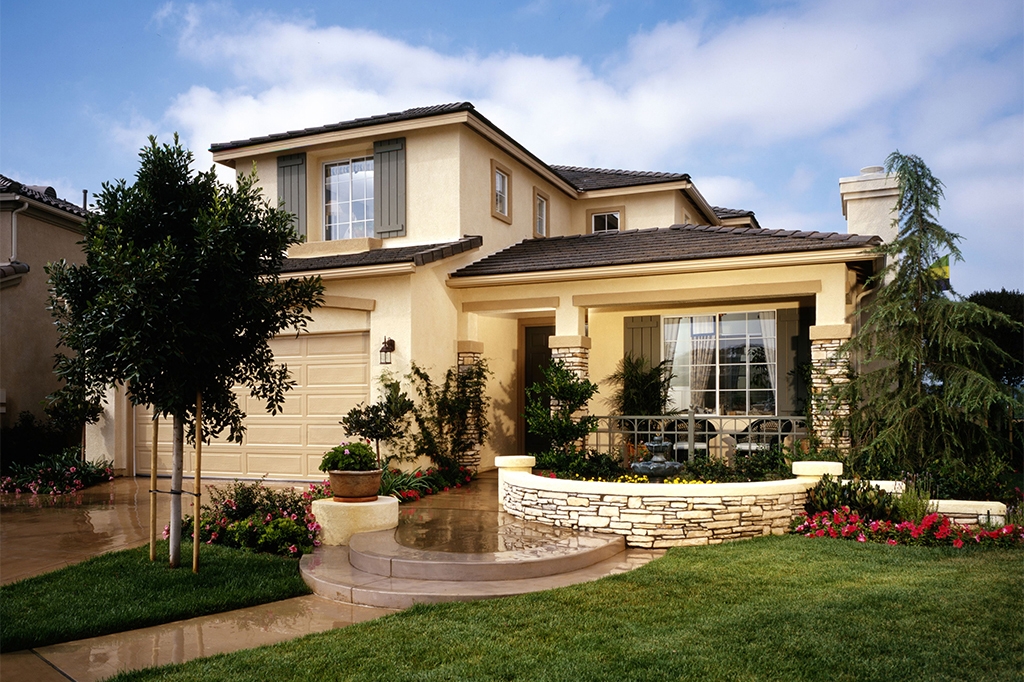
[{"x1": 523, "y1": 325, "x2": 555, "y2": 455}]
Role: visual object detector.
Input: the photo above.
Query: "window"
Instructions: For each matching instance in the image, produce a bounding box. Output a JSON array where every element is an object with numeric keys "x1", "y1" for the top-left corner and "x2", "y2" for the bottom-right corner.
[
  {"x1": 324, "y1": 156, "x2": 374, "y2": 240},
  {"x1": 491, "y1": 160, "x2": 513, "y2": 224},
  {"x1": 663, "y1": 311, "x2": 777, "y2": 416},
  {"x1": 533, "y1": 188, "x2": 549, "y2": 237},
  {"x1": 588, "y1": 207, "x2": 624, "y2": 233}
]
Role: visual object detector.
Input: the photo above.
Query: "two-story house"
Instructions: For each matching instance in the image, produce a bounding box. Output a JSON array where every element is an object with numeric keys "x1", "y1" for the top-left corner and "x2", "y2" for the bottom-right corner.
[{"x1": 89, "y1": 102, "x2": 897, "y2": 480}]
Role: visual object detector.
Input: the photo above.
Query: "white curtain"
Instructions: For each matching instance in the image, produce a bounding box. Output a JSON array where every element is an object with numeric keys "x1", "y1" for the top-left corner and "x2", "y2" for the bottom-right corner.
[
  {"x1": 667, "y1": 318, "x2": 691, "y2": 410},
  {"x1": 690, "y1": 316, "x2": 716, "y2": 400},
  {"x1": 760, "y1": 311, "x2": 777, "y2": 394}
]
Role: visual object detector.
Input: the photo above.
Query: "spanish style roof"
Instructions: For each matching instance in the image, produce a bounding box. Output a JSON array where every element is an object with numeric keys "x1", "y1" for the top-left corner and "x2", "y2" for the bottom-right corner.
[
  {"x1": 712, "y1": 206, "x2": 755, "y2": 220},
  {"x1": 0, "y1": 261, "x2": 30, "y2": 279},
  {"x1": 210, "y1": 103, "x2": 477, "y2": 152},
  {"x1": 0, "y1": 174, "x2": 88, "y2": 219},
  {"x1": 280, "y1": 235, "x2": 483, "y2": 274},
  {"x1": 550, "y1": 165, "x2": 691, "y2": 192},
  {"x1": 451, "y1": 225, "x2": 880, "y2": 278}
]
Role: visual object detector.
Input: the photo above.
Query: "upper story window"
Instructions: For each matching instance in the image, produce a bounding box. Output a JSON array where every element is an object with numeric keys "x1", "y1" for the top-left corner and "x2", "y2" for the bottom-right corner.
[
  {"x1": 590, "y1": 209, "x2": 621, "y2": 233},
  {"x1": 491, "y1": 160, "x2": 513, "y2": 224},
  {"x1": 324, "y1": 156, "x2": 374, "y2": 240},
  {"x1": 534, "y1": 188, "x2": 549, "y2": 237}
]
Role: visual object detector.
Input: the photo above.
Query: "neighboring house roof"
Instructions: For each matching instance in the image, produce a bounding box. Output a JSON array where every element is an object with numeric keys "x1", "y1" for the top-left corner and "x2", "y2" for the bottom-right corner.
[
  {"x1": 712, "y1": 206, "x2": 755, "y2": 220},
  {"x1": 210, "y1": 103, "x2": 476, "y2": 152},
  {"x1": 0, "y1": 174, "x2": 88, "y2": 219},
  {"x1": 550, "y1": 166, "x2": 691, "y2": 192},
  {"x1": 281, "y1": 235, "x2": 483, "y2": 273},
  {"x1": 452, "y1": 225, "x2": 880, "y2": 278}
]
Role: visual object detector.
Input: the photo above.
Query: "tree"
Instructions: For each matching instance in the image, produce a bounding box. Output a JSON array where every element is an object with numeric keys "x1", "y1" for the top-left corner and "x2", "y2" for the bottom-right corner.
[
  {"x1": 967, "y1": 289, "x2": 1024, "y2": 388},
  {"x1": 340, "y1": 374, "x2": 415, "y2": 467},
  {"x1": 524, "y1": 360, "x2": 599, "y2": 457},
  {"x1": 605, "y1": 353, "x2": 675, "y2": 416},
  {"x1": 831, "y1": 151, "x2": 1021, "y2": 485},
  {"x1": 47, "y1": 136, "x2": 323, "y2": 567}
]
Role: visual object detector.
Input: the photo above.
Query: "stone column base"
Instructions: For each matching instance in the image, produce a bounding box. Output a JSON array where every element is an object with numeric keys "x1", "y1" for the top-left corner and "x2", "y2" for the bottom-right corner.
[{"x1": 311, "y1": 496, "x2": 399, "y2": 546}]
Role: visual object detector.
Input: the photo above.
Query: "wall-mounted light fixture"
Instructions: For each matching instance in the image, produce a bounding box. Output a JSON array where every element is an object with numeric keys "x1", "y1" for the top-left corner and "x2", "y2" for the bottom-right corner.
[{"x1": 379, "y1": 336, "x2": 396, "y2": 364}]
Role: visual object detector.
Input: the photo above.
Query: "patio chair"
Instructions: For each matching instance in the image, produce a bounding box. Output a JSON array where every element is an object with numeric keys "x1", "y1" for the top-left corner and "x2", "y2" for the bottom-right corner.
[{"x1": 735, "y1": 419, "x2": 792, "y2": 453}]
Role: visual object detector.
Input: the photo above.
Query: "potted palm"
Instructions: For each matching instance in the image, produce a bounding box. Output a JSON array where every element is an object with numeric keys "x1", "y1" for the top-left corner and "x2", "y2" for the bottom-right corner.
[{"x1": 319, "y1": 441, "x2": 382, "y2": 502}]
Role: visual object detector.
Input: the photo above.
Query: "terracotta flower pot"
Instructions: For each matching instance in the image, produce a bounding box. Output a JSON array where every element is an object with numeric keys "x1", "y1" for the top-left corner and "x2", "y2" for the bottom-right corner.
[{"x1": 328, "y1": 469, "x2": 383, "y2": 503}]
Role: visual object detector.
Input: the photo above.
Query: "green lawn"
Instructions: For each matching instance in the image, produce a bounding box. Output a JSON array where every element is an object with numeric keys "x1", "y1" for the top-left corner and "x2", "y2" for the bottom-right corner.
[
  {"x1": 111, "y1": 535, "x2": 1022, "y2": 682},
  {"x1": 0, "y1": 541, "x2": 310, "y2": 651}
]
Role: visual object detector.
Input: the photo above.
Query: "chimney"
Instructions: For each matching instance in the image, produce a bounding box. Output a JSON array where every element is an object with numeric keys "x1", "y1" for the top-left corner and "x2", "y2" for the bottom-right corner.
[{"x1": 839, "y1": 165, "x2": 899, "y2": 243}]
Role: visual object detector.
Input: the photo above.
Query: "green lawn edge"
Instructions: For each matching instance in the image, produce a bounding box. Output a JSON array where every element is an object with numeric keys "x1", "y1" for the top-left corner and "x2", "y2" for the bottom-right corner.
[
  {"x1": 110, "y1": 535, "x2": 1022, "y2": 682},
  {"x1": 0, "y1": 541, "x2": 310, "y2": 651}
]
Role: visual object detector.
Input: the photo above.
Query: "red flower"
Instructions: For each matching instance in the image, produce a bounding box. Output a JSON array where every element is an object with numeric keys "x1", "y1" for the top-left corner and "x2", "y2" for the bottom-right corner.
[{"x1": 953, "y1": 537, "x2": 964, "y2": 548}]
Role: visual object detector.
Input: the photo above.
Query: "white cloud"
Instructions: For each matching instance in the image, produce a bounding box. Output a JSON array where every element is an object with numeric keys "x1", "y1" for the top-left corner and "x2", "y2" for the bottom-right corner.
[{"x1": 125, "y1": 1, "x2": 1022, "y2": 291}]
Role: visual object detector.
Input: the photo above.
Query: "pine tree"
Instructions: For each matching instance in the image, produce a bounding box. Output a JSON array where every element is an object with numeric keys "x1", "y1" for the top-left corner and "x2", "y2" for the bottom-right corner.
[{"x1": 832, "y1": 151, "x2": 1021, "y2": 489}]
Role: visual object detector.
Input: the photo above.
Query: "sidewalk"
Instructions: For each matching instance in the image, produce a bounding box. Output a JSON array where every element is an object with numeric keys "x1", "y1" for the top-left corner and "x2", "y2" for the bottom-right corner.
[{"x1": 0, "y1": 477, "x2": 396, "y2": 681}]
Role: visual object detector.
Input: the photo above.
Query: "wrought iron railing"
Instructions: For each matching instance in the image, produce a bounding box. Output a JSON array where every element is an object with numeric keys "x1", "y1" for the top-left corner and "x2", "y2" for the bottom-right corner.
[{"x1": 586, "y1": 414, "x2": 807, "y2": 463}]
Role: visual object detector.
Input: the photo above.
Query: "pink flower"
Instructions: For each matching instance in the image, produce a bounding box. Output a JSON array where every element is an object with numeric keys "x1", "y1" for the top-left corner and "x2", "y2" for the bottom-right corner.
[
  {"x1": 887, "y1": 538, "x2": 898, "y2": 545},
  {"x1": 953, "y1": 537, "x2": 964, "y2": 548},
  {"x1": 857, "y1": 533, "x2": 866, "y2": 543}
]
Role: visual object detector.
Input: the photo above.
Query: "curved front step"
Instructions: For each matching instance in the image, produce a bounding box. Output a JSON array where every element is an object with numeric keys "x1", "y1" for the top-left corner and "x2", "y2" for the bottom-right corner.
[
  {"x1": 299, "y1": 545, "x2": 663, "y2": 610},
  {"x1": 348, "y1": 527, "x2": 625, "y2": 581}
]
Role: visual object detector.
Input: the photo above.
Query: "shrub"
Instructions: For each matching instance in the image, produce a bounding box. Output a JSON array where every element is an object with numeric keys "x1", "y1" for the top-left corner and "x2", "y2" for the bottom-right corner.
[
  {"x1": 319, "y1": 441, "x2": 378, "y2": 472},
  {"x1": 409, "y1": 361, "x2": 490, "y2": 471},
  {"x1": 0, "y1": 412, "x2": 76, "y2": 475},
  {"x1": 536, "y1": 445, "x2": 622, "y2": 480},
  {"x1": 805, "y1": 474, "x2": 898, "y2": 521},
  {"x1": 895, "y1": 472, "x2": 935, "y2": 523},
  {"x1": 0, "y1": 446, "x2": 113, "y2": 495},
  {"x1": 179, "y1": 480, "x2": 320, "y2": 557},
  {"x1": 340, "y1": 375, "x2": 414, "y2": 465}
]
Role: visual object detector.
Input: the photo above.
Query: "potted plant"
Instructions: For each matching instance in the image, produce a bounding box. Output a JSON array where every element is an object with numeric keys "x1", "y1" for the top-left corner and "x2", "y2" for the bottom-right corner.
[{"x1": 319, "y1": 441, "x2": 382, "y2": 502}]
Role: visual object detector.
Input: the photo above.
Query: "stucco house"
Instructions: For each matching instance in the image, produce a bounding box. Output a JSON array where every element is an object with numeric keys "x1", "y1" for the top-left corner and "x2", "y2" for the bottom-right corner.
[
  {"x1": 87, "y1": 102, "x2": 898, "y2": 480},
  {"x1": 1, "y1": 176, "x2": 88, "y2": 429}
]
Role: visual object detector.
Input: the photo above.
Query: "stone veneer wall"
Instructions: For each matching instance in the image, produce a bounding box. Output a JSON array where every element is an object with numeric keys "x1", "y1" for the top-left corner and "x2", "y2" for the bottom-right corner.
[
  {"x1": 456, "y1": 349, "x2": 483, "y2": 470},
  {"x1": 810, "y1": 337, "x2": 851, "y2": 450},
  {"x1": 500, "y1": 472, "x2": 811, "y2": 549}
]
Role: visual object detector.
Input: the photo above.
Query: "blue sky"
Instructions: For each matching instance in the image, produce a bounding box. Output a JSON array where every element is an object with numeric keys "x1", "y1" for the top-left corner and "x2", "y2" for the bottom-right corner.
[{"x1": 3, "y1": 0, "x2": 1022, "y2": 294}]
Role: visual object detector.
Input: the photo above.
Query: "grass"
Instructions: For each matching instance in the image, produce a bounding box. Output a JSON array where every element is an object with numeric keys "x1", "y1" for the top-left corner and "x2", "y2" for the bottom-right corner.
[
  {"x1": 110, "y1": 535, "x2": 1022, "y2": 682},
  {"x1": 0, "y1": 540, "x2": 310, "y2": 651}
]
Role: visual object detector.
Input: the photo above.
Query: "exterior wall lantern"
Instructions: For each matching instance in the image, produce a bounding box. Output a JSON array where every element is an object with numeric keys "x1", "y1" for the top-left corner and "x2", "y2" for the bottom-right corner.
[{"x1": 379, "y1": 336, "x2": 396, "y2": 364}]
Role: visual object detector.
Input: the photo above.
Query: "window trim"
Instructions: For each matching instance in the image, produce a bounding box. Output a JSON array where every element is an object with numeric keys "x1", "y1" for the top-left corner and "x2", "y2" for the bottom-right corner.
[
  {"x1": 323, "y1": 155, "x2": 375, "y2": 241},
  {"x1": 587, "y1": 206, "x2": 625, "y2": 234},
  {"x1": 533, "y1": 187, "x2": 549, "y2": 238},
  {"x1": 491, "y1": 159, "x2": 513, "y2": 224}
]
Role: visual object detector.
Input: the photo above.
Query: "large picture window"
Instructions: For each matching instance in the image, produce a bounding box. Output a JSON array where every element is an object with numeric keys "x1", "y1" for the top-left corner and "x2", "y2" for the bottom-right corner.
[
  {"x1": 324, "y1": 156, "x2": 374, "y2": 240},
  {"x1": 663, "y1": 311, "x2": 777, "y2": 415}
]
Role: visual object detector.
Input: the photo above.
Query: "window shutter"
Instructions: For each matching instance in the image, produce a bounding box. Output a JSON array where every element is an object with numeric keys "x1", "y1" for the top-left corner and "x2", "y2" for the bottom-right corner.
[
  {"x1": 623, "y1": 315, "x2": 661, "y2": 366},
  {"x1": 374, "y1": 138, "x2": 406, "y2": 238},
  {"x1": 277, "y1": 153, "x2": 306, "y2": 238}
]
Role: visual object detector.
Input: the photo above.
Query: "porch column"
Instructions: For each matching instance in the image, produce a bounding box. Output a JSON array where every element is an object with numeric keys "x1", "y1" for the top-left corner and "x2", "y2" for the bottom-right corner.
[
  {"x1": 456, "y1": 340, "x2": 484, "y2": 470},
  {"x1": 808, "y1": 324, "x2": 852, "y2": 451}
]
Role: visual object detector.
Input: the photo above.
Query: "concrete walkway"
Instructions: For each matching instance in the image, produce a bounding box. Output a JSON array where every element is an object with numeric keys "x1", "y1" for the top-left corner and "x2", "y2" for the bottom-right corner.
[{"x1": 0, "y1": 472, "x2": 661, "y2": 681}]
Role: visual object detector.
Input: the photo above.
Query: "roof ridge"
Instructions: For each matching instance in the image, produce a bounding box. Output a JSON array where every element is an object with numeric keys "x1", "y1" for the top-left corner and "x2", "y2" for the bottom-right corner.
[{"x1": 550, "y1": 164, "x2": 687, "y2": 179}]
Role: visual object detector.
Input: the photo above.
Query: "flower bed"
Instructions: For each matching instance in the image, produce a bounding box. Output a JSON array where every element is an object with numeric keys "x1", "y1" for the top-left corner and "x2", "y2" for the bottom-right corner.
[
  {"x1": 0, "y1": 448, "x2": 113, "y2": 496},
  {"x1": 790, "y1": 507, "x2": 1024, "y2": 548}
]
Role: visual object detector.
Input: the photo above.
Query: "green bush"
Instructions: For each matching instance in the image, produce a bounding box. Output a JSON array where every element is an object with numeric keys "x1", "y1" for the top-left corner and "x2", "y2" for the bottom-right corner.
[
  {"x1": 895, "y1": 473, "x2": 935, "y2": 523},
  {"x1": 319, "y1": 441, "x2": 378, "y2": 472},
  {"x1": 536, "y1": 445, "x2": 622, "y2": 480},
  {"x1": 0, "y1": 446, "x2": 113, "y2": 495},
  {"x1": 255, "y1": 517, "x2": 310, "y2": 555},
  {"x1": 805, "y1": 474, "x2": 898, "y2": 521}
]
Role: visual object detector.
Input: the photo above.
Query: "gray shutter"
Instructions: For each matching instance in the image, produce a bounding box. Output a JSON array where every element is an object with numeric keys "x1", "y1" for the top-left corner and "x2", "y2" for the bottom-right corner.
[
  {"x1": 623, "y1": 316, "x2": 661, "y2": 367},
  {"x1": 374, "y1": 138, "x2": 406, "y2": 238},
  {"x1": 277, "y1": 153, "x2": 306, "y2": 239}
]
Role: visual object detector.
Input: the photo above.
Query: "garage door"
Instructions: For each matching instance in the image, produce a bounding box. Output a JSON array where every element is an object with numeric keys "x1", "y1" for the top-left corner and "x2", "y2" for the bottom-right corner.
[{"x1": 135, "y1": 332, "x2": 370, "y2": 481}]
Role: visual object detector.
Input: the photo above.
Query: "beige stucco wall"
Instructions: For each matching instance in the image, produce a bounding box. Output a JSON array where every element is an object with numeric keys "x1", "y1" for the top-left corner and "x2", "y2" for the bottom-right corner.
[{"x1": 0, "y1": 205, "x2": 85, "y2": 428}]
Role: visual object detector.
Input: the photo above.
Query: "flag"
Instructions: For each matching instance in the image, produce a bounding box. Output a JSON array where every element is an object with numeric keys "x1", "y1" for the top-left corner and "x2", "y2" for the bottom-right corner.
[{"x1": 928, "y1": 255, "x2": 950, "y2": 291}]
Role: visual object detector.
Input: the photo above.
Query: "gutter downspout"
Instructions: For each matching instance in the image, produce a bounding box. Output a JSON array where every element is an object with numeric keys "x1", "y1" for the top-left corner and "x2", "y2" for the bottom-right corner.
[{"x1": 10, "y1": 197, "x2": 29, "y2": 262}]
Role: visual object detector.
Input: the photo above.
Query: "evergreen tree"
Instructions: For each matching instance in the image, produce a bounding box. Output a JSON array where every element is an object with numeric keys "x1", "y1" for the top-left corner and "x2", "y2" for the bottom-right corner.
[
  {"x1": 831, "y1": 151, "x2": 1021, "y2": 486},
  {"x1": 47, "y1": 136, "x2": 323, "y2": 566}
]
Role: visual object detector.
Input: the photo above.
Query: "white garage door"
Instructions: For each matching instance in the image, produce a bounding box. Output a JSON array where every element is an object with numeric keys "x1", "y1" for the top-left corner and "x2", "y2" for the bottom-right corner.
[{"x1": 135, "y1": 332, "x2": 370, "y2": 480}]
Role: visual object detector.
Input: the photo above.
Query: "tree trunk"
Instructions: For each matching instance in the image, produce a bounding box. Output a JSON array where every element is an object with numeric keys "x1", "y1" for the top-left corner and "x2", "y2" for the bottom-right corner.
[{"x1": 169, "y1": 414, "x2": 184, "y2": 568}]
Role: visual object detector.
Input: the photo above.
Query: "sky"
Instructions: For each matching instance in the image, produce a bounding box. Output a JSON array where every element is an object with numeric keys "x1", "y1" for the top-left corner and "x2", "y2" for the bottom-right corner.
[{"x1": 2, "y1": 0, "x2": 1022, "y2": 294}]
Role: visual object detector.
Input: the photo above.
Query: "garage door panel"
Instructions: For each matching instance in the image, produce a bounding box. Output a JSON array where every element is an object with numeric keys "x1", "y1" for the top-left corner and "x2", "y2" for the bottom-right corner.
[
  {"x1": 135, "y1": 331, "x2": 369, "y2": 480},
  {"x1": 307, "y1": 334, "x2": 367, "y2": 356},
  {"x1": 308, "y1": 424, "x2": 348, "y2": 447},
  {"x1": 307, "y1": 364, "x2": 368, "y2": 387}
]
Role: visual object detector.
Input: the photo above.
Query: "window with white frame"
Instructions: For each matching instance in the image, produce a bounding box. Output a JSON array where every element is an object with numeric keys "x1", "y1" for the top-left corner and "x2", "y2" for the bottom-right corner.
[
  {"x1": 663, "y1": 311, "x2": 777, "y2": 415},
  {"x1": 495, "y1": 169, "x2": 509, "y2": 216},
  {"x1": 324, "y1": 156, "x2": 374, "y2": 240},
  {"x1": 592, "y1": 211, "x2": 620, "y2": 232},
  {"x1": 534, "y1": 189, "x2": 548, "y2": 237}
]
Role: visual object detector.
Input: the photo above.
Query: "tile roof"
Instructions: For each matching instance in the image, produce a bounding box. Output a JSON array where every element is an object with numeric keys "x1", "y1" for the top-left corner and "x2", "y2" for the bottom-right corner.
[
  {"x1": 451, "y1": 225, "x2": 880, "y2": 278},
  {"x1": 551, "y1": 165, "x2": 691, "y2": 192},
  {"x1": 210, "y1": 103, "x2": 476, "y2": 152},
  {"x1": 0, "y1": 174, "x2": 88, "y2": 219},
  {"x1": 280, "y1": 235, "x2": 483, "y2": 273},
  {"x1": 0, "y1": 261, "x2": 30, "y2": 279},
  {"x1": 712, "y1": 206, "x2": 755, "y2": 220}
]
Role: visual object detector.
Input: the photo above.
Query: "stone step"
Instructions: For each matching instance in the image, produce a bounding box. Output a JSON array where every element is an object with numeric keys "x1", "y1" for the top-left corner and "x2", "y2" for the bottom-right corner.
[
  {"x1": 300, "y1": 544, "x2": 663, "y2": 610},
  {"x1": 348, "y1": 527, "x2": 625, "y2": 581}
]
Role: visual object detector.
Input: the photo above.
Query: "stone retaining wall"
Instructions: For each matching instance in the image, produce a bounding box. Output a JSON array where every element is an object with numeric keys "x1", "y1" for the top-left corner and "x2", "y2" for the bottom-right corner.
[{"x1": 500, "y1": 472, "x2": 813, "y2": 549}]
